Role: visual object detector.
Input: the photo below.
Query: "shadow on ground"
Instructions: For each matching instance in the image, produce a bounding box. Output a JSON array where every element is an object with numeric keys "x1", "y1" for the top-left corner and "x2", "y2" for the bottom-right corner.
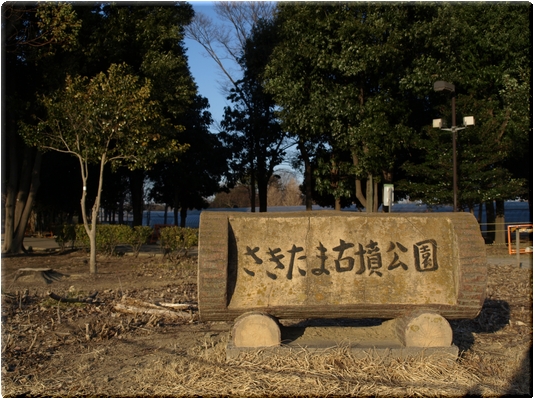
[{"x1": 450, "y1": 298, "x2": 510, "y2": 352}]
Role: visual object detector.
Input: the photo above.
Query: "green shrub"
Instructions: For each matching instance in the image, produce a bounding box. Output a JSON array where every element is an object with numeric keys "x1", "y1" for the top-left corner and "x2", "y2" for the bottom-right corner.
[
  {"x1": 75, "y1": 224, "x2": 90, "y2": 251},
  {"x1": 159, "y1": 226, "x2": 198, "y2": 261},
  {"x1": 97, "y1": 225, "x2": 131, "y2": 256},
  {"x1": 55, "y1": 224, "x2": 76, "y2": 252},
  {"x1": 126, "y1": 226, "x2": 153, "y2": 258},
  {"x1": 74, "y1": 224, "x2": 131, "y2": 256}
]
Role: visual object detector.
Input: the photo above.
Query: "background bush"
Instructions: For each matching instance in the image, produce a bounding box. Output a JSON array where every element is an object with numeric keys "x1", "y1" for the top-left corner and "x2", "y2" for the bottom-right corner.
[
  {"x1": 67, "y1": 224, "x2": 199, "y2": 259},
  {"x1": 74, "y1": 224, "x2": 134, "y2": 256},
  {"x1": 159, "y1": 226, "x2": 198, "y2": 261},
  {"x1": 75, "y1": 224, "x2": 90, "y2": 251},
  {"x1": 125, "y1": 226, "x2": 153, "y2": 258},
  {"x1": 54, "y1": 224, "x2": 76, "y2": 252},
  {"x1": 97, "y1": 225, "x2": 131, "y2": 256}
]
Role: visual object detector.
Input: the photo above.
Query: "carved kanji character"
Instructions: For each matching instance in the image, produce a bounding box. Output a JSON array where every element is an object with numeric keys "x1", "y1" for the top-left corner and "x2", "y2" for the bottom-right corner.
[
  {"x1": 332, "y1": 239, "x2": 355, "y2": 272},
  {"x1": 312, "y1": 242, "x2": 330, "y2": 276},
  {"x1": 287, "y1": 244, "x2": 306, "y2": 279}
]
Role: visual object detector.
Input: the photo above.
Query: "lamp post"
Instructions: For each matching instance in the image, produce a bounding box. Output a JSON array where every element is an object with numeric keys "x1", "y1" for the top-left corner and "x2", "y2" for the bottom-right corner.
[{"x1": 433, "y1": 81, "x2": 474, "y2": 212}]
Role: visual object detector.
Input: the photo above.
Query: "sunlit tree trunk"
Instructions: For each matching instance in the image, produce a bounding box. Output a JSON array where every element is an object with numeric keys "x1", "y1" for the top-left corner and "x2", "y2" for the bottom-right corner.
[{"x1": 79, "y1": 154, "x2": 106, "y2": 274}]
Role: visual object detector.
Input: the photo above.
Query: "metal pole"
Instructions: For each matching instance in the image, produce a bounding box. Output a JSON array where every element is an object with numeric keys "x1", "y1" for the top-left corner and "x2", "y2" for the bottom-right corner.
[
  {"x1": 516, "y1": 228, "x2": 521, "y2": 268},
  {"x1": 452, "y1": 96, "x2": 458, "y2": 212}
]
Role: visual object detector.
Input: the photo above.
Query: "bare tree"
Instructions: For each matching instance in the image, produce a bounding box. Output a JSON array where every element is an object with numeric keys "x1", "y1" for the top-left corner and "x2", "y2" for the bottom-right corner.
[
  {"x1": 267, "y1": 170, "x2": 303, "y2": 207},
  {"x1": 187, "y1": 2, "x2": 285, "y2": 213},
  {"x1": 186, "y1": 1, "x2": 276, "y2": 91}
]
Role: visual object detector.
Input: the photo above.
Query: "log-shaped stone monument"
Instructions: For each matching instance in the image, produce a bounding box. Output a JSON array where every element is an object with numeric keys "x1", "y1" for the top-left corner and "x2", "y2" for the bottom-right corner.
[{"x1": 198, "y1": 211, "x2": 487, "y2": 353}]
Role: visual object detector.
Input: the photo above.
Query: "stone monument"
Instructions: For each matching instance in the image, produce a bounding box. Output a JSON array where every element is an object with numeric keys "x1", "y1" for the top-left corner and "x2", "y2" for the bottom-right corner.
[{"x1": 198, "y1": 211, "x2": 487, "y2": 358}]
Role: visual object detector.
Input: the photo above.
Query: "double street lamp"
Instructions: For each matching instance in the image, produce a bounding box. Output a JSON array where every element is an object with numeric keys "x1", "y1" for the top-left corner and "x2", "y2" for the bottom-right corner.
[{"x1": 432, "y1": 81, "x2": 475, "y2": 212}]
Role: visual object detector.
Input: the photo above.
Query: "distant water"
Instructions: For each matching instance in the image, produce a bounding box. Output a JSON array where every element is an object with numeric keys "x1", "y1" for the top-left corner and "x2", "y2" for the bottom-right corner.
[{"x1": 139, "y1": 202, "x2": 531, "y2": 229}]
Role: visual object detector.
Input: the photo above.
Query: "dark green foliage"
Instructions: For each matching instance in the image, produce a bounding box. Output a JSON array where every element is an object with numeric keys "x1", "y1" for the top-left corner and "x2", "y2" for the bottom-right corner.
[
  {"x1": 399, "y1": 3, "x2": 531, "y2": 208},
  {"x1": 312, "y1": 148, "x2": 356, "y2": 209},
  {"x1": 97, "y1": 225, "x2": 132, "y2": 257},
  {"x1": 148, "y1": 95, "x2": 228, "y2": 226},
  {"x1": 2, "y1": 3, "x2": 82, "y2": 254},
  {"x1": 264, "y1": 3, "x2": 415, "y2": 208},
  {"x1": 265, "y1": 2, "x2": 531, "y2": 210}
]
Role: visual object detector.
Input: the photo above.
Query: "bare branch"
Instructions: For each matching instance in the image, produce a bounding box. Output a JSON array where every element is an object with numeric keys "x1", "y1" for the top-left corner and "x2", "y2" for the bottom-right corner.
[
  {"x1": 185, "y1": 1, "x2": 275, "y2": 93},
  {"x1": 186, "y1": 13, "x2": 239, "y2": 88}
]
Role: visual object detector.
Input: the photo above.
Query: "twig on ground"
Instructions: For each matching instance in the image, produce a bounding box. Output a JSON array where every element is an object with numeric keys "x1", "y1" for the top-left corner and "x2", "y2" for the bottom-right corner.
[
  {"x1": 114, "y1": 298, "x2": 192, "y2": 320},
  {"x1": 48, "y1": 291, "x2": 101, "y2": 304}
]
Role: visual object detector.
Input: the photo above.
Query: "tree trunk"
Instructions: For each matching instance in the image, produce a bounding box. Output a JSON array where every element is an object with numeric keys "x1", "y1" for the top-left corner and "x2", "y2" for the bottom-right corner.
[
  {"x1": 485, "y1": 200, "x2": 496, "y2": 243},
  {"x1": 373, "y1": 180, "x2": 379, "y2": 212},
  {"x1": 249, "y1": 172, "x2": 256, "y2": 212},
  {"x1": 88, "y1": 215, "x2": 98, "y2": 274},
  {"x1": 298, "y1": 140, "x2": 313, "y2": 211},
  {"x1": 366, "y1": 174, "x2": 374, "y2": 212},
  {"x1": 355, "y1": 179, "x2": 366, "y2": 209},
  {"x1": 180, "y1": 207, "x2": 187, "y2": 228},
  {"x1": 118, "y1": 199, "x2": 124, "y2": 224},
  {"x1": 495, "y1": 199, "x2": 506, "y2": 245},
  {"x1": 3, "y1": 139, "x2": 42, "y2": 254},
  {"x1": 334, "y1": 197, "x2": 341, "y2": 211},
  {"x1": 163, "y1": 205, "x2": 168, "y2": 225},
  {"x1": 129, "y1": 169, "x2": 144, "y2": 226},
  {"x1": 3, "y1": 133, "x2": 21, "y2": 253},
  {"x1": 79, "y1": 154, "x2": 107, "y2": 274},
  {"x1": 257, "y1": 174, "x2": 268, "y2": 213},
  {"x1": 173, "y1": 207, "x2": 179, "y2": 226},
  {"x1": 352, "y1": 153, "x2": 367, "y2": 209}
]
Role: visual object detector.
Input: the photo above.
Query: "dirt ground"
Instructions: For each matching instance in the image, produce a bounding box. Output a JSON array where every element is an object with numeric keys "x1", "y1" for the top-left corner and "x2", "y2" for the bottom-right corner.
[{"x1": 1, "y1": 245, "x2": 532, "y2": 397}]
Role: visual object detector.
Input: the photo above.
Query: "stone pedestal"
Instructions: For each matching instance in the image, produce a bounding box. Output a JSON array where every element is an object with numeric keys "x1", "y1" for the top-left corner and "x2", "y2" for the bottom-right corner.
[
  {"x1": 231, "y1": 312, "x2": 281, "y2": 348},
  {"x1": 227, "y1": 314, "x2": 459, "y2": 360},
  {"x1": 395, "y1": 311, "x2": 453, "y2": 347}
]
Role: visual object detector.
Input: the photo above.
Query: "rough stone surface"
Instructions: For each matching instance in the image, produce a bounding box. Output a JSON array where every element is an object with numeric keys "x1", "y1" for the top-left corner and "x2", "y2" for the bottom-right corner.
[
  {"x1": 198, "y1": 211, "x2": 487, "y2": 321},
  {"x1": 231, "y1": 312, "x2": 281, "y2": 348}
]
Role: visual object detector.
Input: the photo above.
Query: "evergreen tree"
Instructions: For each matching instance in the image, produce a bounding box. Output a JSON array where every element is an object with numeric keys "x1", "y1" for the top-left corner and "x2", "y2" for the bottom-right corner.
[
  {"x1": 220, "y1": 19, "x2": 289, "y2": 212},
  {"x1": 399, "y1": 3, "x2": 531, "y2": 238},
  {"x1": 2, "y1": 3, "x2": 81, "y2": 253},
  {"x1": 265, "y1": 3, "x2": 414, "y2": 211},
  {"x1": 148, "y1": 95, "x2": 228, "y2": 227}
]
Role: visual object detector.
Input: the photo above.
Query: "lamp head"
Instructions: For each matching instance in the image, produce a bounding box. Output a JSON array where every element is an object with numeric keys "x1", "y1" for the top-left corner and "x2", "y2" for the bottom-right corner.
[
  {"x1": 433, "y1": 118, "x2": 445, "y2": 129},
  {"x1": 463, "y1": 116, "x2": 475, "y2": 126}
]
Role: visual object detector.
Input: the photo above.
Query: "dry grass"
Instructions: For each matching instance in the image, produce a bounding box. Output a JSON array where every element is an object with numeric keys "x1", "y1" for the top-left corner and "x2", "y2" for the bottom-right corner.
[
  {"x1": 126, "y1": 342, "x2": 485, "y2": 397},
  {"x1": 15, "y1": 332, "x2": 525, "y2": 398},
  {"x1": 1, "y1": 248, "x2": 532, "y2": 397}
]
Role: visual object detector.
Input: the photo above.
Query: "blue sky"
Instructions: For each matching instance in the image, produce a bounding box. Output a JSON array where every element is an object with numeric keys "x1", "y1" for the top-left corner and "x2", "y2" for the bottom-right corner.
[
  {"x1": 185, "y1": 1, "x2": 233, "y2": 133},
  {"x1": 184, "y1": 1, "x2": 299, "y2": 176}
]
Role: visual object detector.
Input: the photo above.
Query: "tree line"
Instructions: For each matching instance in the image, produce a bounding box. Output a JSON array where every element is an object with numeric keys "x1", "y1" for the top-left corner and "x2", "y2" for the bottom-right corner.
[
  {"x1": 195, "y1": 2, "x2": 531, "y2": 238},
  {"x1": 2, "y1": 3, "x2": 531, "y2": 273}
]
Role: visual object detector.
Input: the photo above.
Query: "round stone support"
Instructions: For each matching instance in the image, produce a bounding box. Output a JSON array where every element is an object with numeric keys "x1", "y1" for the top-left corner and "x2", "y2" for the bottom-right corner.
[
  {"x1": 231, "y1": 312, "x2": 281, "y2": 348},
  {"x1": 395, "y1": 311, "x2": 453, "y2": 348}
]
